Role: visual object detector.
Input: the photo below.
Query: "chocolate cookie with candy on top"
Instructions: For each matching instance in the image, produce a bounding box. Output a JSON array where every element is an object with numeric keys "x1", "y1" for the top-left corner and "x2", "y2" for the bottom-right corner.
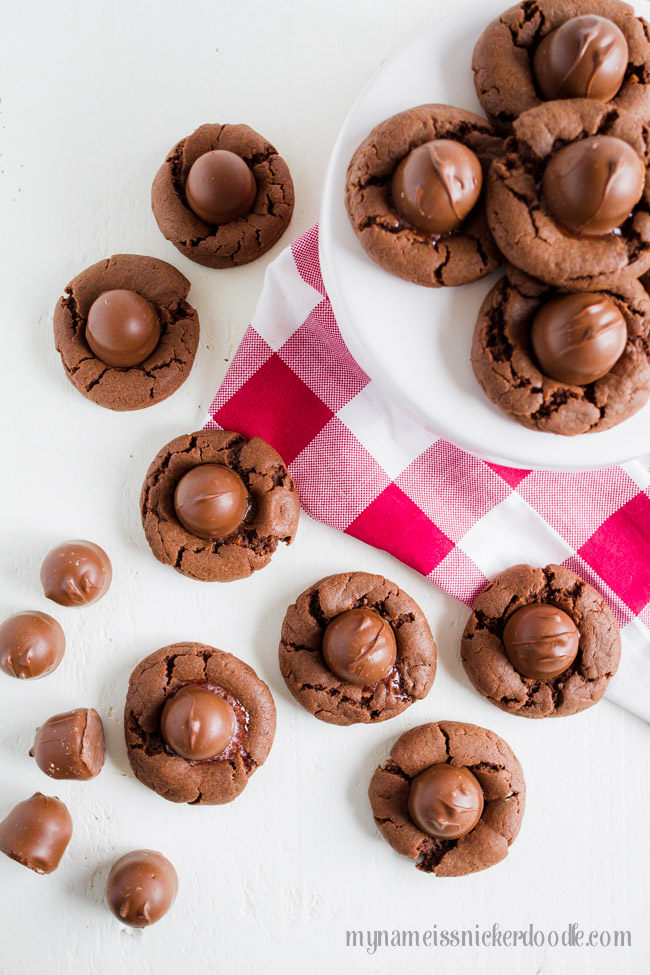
[
  {"x1": 279, "y1": 571, "x2": 437, "y2": 725},
  {"x1": 473, "y1": 0, "x2": 650, "y2": 132},
  {"x1": 345, "y1": 104, "x2": 503, "y2": 287}
]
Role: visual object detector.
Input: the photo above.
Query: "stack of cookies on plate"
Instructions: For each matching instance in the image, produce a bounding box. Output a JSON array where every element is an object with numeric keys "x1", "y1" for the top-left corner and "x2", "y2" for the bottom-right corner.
[{"x1": 345, "y1": 0, "x2": 650, "y2": 436}]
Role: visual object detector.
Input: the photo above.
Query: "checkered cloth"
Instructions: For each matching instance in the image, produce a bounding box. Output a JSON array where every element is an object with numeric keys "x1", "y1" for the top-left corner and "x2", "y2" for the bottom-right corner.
[{"x1": 205, "y1": 225, "x2": 650, "y2": 722}]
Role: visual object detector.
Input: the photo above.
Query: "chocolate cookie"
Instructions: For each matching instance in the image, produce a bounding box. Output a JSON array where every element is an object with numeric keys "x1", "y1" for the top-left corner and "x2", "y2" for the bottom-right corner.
[
  {"x1": 473, "y1": 0, "x2": 650, "y2": 133},
  {"x1": 368, "y1": 721, "x2": 525, "y2": 877},
  {"x1": 461, "y1": 564, "x2": 621, "y2": 718},
  {"x1": 278, "y1": 572, "x2": 437, "y2": 725},
  {"x1": 487, "y1": 100, "x2": 650, "y2": 290},
  {"x1": 472, "y1": 265, "x2": 650, "y2": 434},
  {"x1": 151, "y1": 123, "x2": 294, "y2": 269},
  {"x1": 345, "y1": 105, "x2": 503, "y2": 287},
  {"x1": 53, "y1": 254, "x2": 199, "y2": 411},
  {"x1": 124, "y1": 643, "x2": 276, "y2": 804},
  {"x1": 140, "y1": 430, "x2": 300, "y2": 583}
]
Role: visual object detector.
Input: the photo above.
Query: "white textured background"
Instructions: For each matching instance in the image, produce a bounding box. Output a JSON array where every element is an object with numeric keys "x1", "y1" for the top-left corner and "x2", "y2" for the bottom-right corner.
[{"x1": 1, "y1": 1, "x2": 650, "y2": 973}]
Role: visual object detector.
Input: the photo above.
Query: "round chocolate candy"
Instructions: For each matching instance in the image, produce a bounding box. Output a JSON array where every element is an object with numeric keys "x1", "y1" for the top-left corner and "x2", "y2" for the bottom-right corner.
[
  {"x1": 531, "y1": 292, "x2": 627, "y2": 385},
  {"x1": 408, "y1": 764, "x2": 484, "y2": 840},
  {"x1": 503, "y1": 603, "x2": 580, "y2": 680},
  {"x1": 185, "y1": 149, "x2": 257, "y2": 225},
  {"x1": 30, "y1": 708, "x2": 106, "y2": 780},
  {"x1": 160, "y1": 684, "x2": 236, "y2": 761},
  {"x1": 321, "y1": 607, "x2": 397, "y2": 686},
  {"x1": 173, "y1": 463, "x2": 249, "y2": 540},
  {"x1": 0, "y1": 611, "x2": 65, "y2": 680},
  {"x1": 542, "y1": 136, "x2": 645, "y2": 236},
  {"x1": 0, "y1": 793, "x2": 72, "y2": 874},
  {"x1": 40, "y1": 540, "x2": 112, "y2": 608},
  {"x1": 85, "y1": 290, "x2": 161, "y2": 368},
  {"x1": 533, "y1": 15, "x2": 628, "y2": 103},
  {"x1": 390, "y1": 139, "x2": 483, "y2": 235},
  {"x1": 107, "y1": 850, "x2": 178, "y2": 928}
]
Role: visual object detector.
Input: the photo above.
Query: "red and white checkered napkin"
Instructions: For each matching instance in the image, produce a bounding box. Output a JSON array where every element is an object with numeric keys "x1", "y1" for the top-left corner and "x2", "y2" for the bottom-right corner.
[{"x1": 205, "y1": 225, "x2": 650, "y2": 722}]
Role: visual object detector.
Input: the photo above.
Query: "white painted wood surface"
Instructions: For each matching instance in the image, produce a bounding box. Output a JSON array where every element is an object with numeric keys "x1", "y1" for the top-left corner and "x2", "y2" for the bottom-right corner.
[{"x1": 1, "y1": 1, "x2": 649, "y2": 973}]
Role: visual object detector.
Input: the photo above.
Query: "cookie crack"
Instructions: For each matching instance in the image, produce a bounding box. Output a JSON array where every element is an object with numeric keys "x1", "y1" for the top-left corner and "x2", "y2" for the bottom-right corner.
[
  {"x1": 505, "y1": 0, "x2": 545, "y2": 49},
  {"x1": 84, "y1": 367, "x2": 110, "y2": 392},
  {"x1": 381, "y1": 761, "x2": 410, "y2": 782},
  {"x1": 433, "y1": 243, "x2": 452, "y2": 284},
  {"x1": 438, "y1": 724, "x2": 451, "y2": 762},
  {"x1": 165, "y1": 654, "x2": 178, "y2": 688}
]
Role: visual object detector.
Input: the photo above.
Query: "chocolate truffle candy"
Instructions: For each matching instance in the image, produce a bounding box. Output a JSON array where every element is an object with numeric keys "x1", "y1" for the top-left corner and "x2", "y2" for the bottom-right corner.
[
  {"x1": 391, "y1": 139, "x2": 483, "y2": 235},
  {"x1": 107, "y1": 850, "x2": 178, "y2": 928},
  {"x1": 160, "y1": 684, "x2": 236, "y2": 761},
  {"x1": 533, "y1": 15, "x2": 629, "y2": 103},
  {"x1": 503, "y1": 603, "x2": 580, "y2": 680},
  {"x1": 40, "y1": 540, "x2": 112, "y2": 607},
  {"x1": 408, "y1": 764, "x2": 484, "y2": 840},
  {"x1": 531, "y1": 292, "x2": 628, "y2": 385},
  {"x1": 173, "y1": 463, "x2": 249, "y2": 540},
  {"x1": 85, "y1": 289, "x2": 161, "y2": 368},
  {"x1": 30, "y1": 708, "x2": 106, "y2": 780},
  {"x1": 542, "y1": 136, "x2": 645, "y2": 236},
  {"x1": 0, "y1": 611, "x2": 65, "y2": 679},
  {"x1": 185, "y1": 149, "x2": 257, "y2": 225},
  {"x1": 0, "y1": 793, "x2": 72, "y2": 874},
  {"x1": 321, "y1": 607, "x2": 397, "y2": 686}
]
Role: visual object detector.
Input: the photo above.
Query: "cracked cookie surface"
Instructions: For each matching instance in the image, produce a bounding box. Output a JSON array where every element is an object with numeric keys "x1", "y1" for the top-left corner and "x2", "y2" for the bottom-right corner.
[
  {"x1": 53, "y1": 254, "x2": 199, "y2": 411},
  {"x1": 124, "y1": 643, "x2": 276, "y2": 805},
  {"x1": 487, "y1": 99, "x2": 650, "y2": 289},
  {"x1": 140, "y1": 430, "x2": 300, "y2": 583},
  {"x1": 472, "y1": 265, "x2": 650, "y2": 434},
  {"x1": 151, "y1": 123, "x2": 294, "y2": 269},
  {"x1": 461, "y1": 563, "x2": 621, "y2": 718},
  {"x1": 344, "y1": 105, "x2": 503, "y2": 287},
  {"x1": 278, "y1": 572, "x2": 437, "y2": 726},
  {"x1": 472, "y1": 0, "x2": 650, "y2": 133},
  {"x1": 368, "y1": 721, "x2": 525, "y2": 876}
]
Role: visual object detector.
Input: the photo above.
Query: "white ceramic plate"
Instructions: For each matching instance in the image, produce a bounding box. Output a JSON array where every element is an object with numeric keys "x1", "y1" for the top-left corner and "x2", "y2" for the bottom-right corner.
[{"x1": 319, "y1": 0, "x2": 650, "y2": 471}]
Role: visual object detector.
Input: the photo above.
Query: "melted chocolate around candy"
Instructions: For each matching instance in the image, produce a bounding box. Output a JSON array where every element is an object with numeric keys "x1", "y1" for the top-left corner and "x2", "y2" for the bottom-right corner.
[
  {"x1": 531, "y1": 292, "x2": 628, "y2": 385},
  {"x1": 40, "y1": 540, "x2": 112, "y2": 608},
  {"x1": 30, "y1": 708, "x2": 106, "y2": 780},
  {"x1": 86, "y1": 289, "x2": 161, "y2": 368},
  {"x1": 322, "y1": 607, "x2": 397, "y2": 686},
  {"x1": 107, "y1": 850, "x2": 178, "y2": 928},
  {"x1": 160, "y1": 684, "x2": 237, "y2": 761},
  {"x1": 408, "y1": 764, "x2": 484, "y2": 840},
  {"x1": 533, "y1": 15, "x2": 629, "y2": 103},
  {"x1": 173, "y1": 463, "x2": 249, "y2": 540},
  {"x1": 0, "y1": 611, "x2": 65, "y2": 679},
  {"x1": 503, "y1": 603, "x2": 580, "y2": 680},
  {"x1": 391, "y1": 139, "x2": 483, "y2": 235},
  {"x1": 542, "y1": 136, "x2": 645, "y2": 236},
  {"x1": 185, "y1": 149, "x2": 257, "y2": 225},
  {"x1": 0, "y1": 793, "x2": 72, "y2": 874}
]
